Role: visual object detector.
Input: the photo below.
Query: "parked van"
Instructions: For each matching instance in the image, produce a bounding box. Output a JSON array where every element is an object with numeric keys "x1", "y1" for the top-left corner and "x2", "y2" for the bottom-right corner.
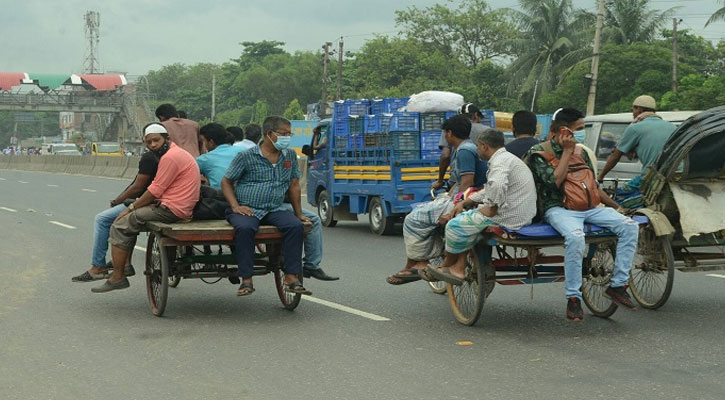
[
  {"x1": 49, "y1": 143, "x2": 81, "y2": 156},
  {"x1": 583, "y1": 111, "x2": 700, "y2": 180}
]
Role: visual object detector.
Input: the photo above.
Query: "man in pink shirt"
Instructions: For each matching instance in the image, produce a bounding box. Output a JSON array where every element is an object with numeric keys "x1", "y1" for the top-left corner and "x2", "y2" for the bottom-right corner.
[
  {"x1": 156, "y1": 103, "x2": 205, "y2": 158},
  {"x1": 92, "y1": 123, "x2": 201, "y2": 293}
]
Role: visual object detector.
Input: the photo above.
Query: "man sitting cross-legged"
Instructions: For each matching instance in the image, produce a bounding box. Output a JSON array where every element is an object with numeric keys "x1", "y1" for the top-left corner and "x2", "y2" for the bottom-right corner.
[
  {"x1": 425, "y1": 129, "x2": 537, "y2": 284},
  {"x1": 92, "y1": 123, "x2": 201, "y2": 292},
  {"x1": 220, "y1": 116, "x2": 311, "y2": 296},
  {"x1": 386, "y1": 115, "x2": 488, "y2": 285}
]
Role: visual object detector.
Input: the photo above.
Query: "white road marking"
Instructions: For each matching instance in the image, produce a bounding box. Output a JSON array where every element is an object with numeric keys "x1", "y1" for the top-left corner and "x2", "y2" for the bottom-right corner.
[
  {"x1": 707, "y1": 274, "x2": 725, "y2": 279},
  {"x1": 47, "y1": 184, "x2": 59, "y2": 187},
  {"x1": 81, "y1": 188, "x2": 97, "y2": 192},
  {"x1": 0, "y1": 177, "x2": 6, "y2": 180},
  {"x1": 302, "y1": 296, "x2": 390, "y2": 321},
  {"x1": 49, "y1": 221, "x2": 76, "y2": 230},
  {"x1": 134, "y1": 246, "x2": 147, "y2": 252},
  {"x1": 0, "y1": 207, "x2": 18, "y2": 213},
  {"x1": 18, "y1": 181, "x2": 29, "y2": 184}
]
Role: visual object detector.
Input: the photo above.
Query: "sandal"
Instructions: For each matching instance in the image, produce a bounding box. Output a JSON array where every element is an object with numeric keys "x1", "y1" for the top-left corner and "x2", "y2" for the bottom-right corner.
[
  {"x1": 426, "y1": 266, "x2": 464, "y2": 286},
  {"x1": 386, "y1": 269, "x2": 422, "y2": 285},
  {"x1": 72, "y1": 269, "x2": 110, "y2": 282},
  {"x1": 285, "y1": 280, "x2": 312, "y2": 295},
  {"x1": 236, "y1": 282, "x2": 255, "y2": 296}
]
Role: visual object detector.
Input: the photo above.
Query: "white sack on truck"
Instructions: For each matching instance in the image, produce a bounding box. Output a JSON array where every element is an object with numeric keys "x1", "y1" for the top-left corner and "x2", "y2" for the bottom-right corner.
[{"x1": 405, "y1": 91, "x2": 465, "y2": 113}]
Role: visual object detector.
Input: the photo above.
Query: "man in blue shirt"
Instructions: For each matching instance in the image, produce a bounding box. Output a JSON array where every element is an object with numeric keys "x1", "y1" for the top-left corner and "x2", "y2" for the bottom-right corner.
[
  {"x1": 387, "y1": 115, "x2": 487, "y2": 285},
  {"x1": 221, "y1": 116, "x2": 311, "y2": 296},
  {"x1": 197, "y1": 123, "x2": 244, "y2": 188}
]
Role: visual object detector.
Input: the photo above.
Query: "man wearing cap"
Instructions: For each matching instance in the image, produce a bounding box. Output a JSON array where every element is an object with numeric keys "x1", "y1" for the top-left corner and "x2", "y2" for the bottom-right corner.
[
  {"x1": 92, "y1": 123, "x2": 201, "y2": 293},
  {"x1": 432, "y1": 103, "x2": 492, "y2": 191},
  {"x1": 597, "y1": 95, "x2": 677, "y2": 204},
  {"x1": 71, "y1": 123, "x2": 167, "y2": 283}
]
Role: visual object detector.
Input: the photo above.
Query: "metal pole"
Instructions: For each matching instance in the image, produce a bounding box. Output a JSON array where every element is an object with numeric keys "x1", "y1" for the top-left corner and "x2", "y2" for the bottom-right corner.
[
  {"x1": 586, "y1": 0, "x2": 605, "y2": 116},
  {"x1": 530, "y1": 80, "x2": 539, "y2": 112},
  {"x1": 211, "y1": 74, "x2": 216, "y2": 122},
  {"x1": 672, "y1": 18, "x2": 679, "y2": 93},
  {"x1": 321, "y1": 42, "x2": 331, "y2": 116},
  {"x1": 336, "y1": 37, "x2": 343, "y2": 100}
]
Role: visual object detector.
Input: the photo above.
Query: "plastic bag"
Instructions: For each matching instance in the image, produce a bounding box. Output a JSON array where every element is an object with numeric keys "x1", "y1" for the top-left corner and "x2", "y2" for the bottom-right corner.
[{"x1": 405, "y1": 91, "x2": 465, "y2": 113}]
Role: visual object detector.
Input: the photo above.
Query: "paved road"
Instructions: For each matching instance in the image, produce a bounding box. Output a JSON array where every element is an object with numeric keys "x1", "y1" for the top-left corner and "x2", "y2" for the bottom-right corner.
[{"x1": 1, "y1": 169, "x2": 725, "y2": 400}]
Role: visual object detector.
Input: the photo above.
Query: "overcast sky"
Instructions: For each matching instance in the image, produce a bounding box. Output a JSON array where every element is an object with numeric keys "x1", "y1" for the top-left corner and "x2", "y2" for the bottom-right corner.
[{"x1": 2, "y1": 0, "x2": 723, "y2": 76}]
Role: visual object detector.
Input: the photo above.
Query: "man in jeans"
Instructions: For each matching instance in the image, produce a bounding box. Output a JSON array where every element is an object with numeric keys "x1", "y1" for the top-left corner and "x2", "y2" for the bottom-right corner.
[
  {"x1": 221, "y1": 116, "x2": 311, "y2": 296},
  {"x1": 72, "y1": 123, "x2": 165, "y2": 282},
  {"x1": 92, "y1": 124, "x2": 201, "y2": 293},
  {"x1": 525, "y1": 108, "x2": 639, "y2": 322}
]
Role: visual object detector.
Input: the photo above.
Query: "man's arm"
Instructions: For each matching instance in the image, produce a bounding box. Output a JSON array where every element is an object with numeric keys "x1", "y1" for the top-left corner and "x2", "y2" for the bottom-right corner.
[
  {"x1": 554, "y1": 135, "x2": 576, "y2": 187},
  {"x1": 114, "y1": 189, "x2": 157, "y2": 222},
  {"x1": 111, "y1": 174, "x2": 152, "y2": 206},
  {"x1": 288, "y1": 178, "x2": 308, "y2": 222},
  {"x1": 222, "y1": 177, "x2": 253, "y2": 216},
  {"x1": 598, "y1": 148, "x2": 622, "y2": 182},
  {"x1": 433, "y1": 147, "x2": 451, "y2": 190},
  {"x1": 458, "y1": 174, "x2": 474, "y2": 193}
]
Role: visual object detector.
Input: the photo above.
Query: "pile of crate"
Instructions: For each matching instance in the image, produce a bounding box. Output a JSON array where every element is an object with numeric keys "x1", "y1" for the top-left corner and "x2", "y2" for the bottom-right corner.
[{"x1": 334, "y1": 97, "x2": 494, "y2": 161}]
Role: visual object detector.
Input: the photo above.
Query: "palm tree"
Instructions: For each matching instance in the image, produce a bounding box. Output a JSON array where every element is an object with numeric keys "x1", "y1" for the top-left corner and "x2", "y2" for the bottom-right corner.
[
  {"x1": 706, "y1": 0, "x2": 725, "y2": 27},
  {"x1": 603, "y1": 0, "x2": 676, "y2": 45},
  {"x1": 506, "y1": 0, "x2": 594, "y2": 108}
]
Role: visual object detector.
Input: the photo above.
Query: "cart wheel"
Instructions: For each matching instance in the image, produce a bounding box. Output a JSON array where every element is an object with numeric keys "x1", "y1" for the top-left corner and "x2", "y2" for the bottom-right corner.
[
  {"x1": 447, "y1": 248, "x2": 485, "y2": 326},
  {"x1": 582, "y1": 244, "x2": 618, "y2": 318},
  {"x1": 145, "y1": 232, "x2": 169, "y2": 317},
  {"x1": 369, "y1": 197, "x2": 396, "y2": 236},
  {"x1": 318, "y1": 190, "x2": 337, "y2": 227},
  {"x1": 629, "y1": 224, "x2": 675, "y2": 309},
  {"x1": 427, "y1": 256, "x2": 446, "y2": 294}
]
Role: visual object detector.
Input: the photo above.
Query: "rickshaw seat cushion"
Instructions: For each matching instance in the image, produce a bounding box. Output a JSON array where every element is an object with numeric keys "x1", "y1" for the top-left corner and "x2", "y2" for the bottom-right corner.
[{"x1": 499, "y1": 215, "x2": 648, "y2": 238}]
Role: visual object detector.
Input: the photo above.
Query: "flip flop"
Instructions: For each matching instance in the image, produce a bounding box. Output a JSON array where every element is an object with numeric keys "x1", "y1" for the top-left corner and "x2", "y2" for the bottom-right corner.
[
  {"x1": 72, "y1": 269, "x2": 110, "y2": 282},
  {"x1": 426, "y1": 266, "x2": 464, "y2": 286},
  {"x1": 285, "y1": 280, "x2": 312, "y2": 295},
  {"x1": 236, "y1": 282, "x2": 255, "y2": 296},
  {"x1": 386, "y1": 269, "x2": 422, "y2": 285},
  {"x1": 418, "y1": 267, "x2": 439, "y2": 282}
]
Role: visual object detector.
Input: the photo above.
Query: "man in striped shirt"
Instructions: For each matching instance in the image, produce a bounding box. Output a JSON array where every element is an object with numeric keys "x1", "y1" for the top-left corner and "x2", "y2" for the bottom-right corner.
[
  {"x1": 221, "y1": 116, "x2": 311, "y2": 297},
  {"x1": 426, "y1": 129, "x2": 537, "y2": 284}
]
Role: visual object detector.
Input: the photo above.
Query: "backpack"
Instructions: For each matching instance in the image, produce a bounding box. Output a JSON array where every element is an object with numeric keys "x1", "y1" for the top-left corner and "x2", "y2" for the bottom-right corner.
[
  {"x1": 536, "y1": 141, "x2": 600, "y2": 211},
  {"x1": 193, "y1": 186, "x2": 230, "y2": 220}
]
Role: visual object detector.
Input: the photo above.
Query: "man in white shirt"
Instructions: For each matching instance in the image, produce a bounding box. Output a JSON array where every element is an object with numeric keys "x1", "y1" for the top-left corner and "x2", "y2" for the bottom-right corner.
[{"x1": 426, "y1": 128, "x2": 537, "y2": 284}]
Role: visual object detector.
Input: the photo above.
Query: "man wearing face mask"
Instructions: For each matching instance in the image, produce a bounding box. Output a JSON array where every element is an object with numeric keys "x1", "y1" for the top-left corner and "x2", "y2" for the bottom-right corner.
[
  {"x1": 71, "y1": 123, "x2": 166, "y2": 282},
  {"x1": 221, "y1": 116, "x2": 311, "y2": 297},
  {"x1": 425, "y1": 129, "x2": 537, "y2": 284},
  {"x1": 91, "y1": 123, "x2": 201, "y2": 292},
  {"x1": 525, "y1": 108, "x2": 639, "y2": 322}
]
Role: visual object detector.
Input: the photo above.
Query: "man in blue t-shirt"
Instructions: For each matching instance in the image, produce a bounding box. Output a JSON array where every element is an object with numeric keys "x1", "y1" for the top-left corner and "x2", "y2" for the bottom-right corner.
[
  {"x1": 196, "y1": 123, "x2": 245, "y2": 188},
  {"x1": 387, "y1": 115, "x2": 488, "y2": 285}
]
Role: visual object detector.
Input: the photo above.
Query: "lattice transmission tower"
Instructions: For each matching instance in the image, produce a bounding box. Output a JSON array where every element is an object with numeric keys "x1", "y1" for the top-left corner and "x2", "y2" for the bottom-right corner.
[{"x1": 83, "y1": 11, "x2": 100, "y2": 74}]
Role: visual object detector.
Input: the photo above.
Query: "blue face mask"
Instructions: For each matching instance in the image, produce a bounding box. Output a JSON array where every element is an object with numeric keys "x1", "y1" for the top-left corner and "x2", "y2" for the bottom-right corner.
[
  {"x1": 573, "y1": 130, "x2": 586, "y2": 143},
  {"x1": 271, "y1": 134, "x2": 291, "y2": 151}
]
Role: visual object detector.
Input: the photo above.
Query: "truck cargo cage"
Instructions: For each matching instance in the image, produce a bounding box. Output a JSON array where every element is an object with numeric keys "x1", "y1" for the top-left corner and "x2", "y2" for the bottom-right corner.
[
  {"x1": 420, "y1": 112, "x2": 449, "y2": 131},
  {"x1": 333, "y1": 99, "x2": 371, "y2": 119},
  {"x1": 370, "y1": 97, "x2": 409, "y2": 115},
  {"x1": 363, "y1": 114, "x2": 382, "y2": 134},
  {"x1": 420, "y1": 130, "x2": 442, "y2": 151},
  {"x1": 348, "y1": 116, "x2": 364, "y2": 135}
]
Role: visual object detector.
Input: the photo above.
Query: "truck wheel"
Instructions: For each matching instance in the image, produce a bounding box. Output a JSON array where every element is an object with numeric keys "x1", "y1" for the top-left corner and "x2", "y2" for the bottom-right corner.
[
  {"x1": 369, "y1": 197, "x2": 396, "y2": 235},
  {"x1": 317, "y1": 190, "x2": 337, "y2": 227}
]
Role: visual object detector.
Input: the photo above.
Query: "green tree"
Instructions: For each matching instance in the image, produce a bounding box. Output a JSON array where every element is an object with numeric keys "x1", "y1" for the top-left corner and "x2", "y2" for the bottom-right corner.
[
  {"x1": 706, "y1": 0, "x2": 725, "y2": 27},
  {"x1": 602, "y1": 0, "x2": 675, "y2": 45},
  {"x1": 250, "y1": 100, "x2": 270, "y2": 124},
  {"x1": 505, "y1": 0, "x2": 594, "y2": 110},
  {"x1": 283, "y1": 99, "x2": 305, "y2": 120},
  {"x1": 395, "y1": 0, "x2": 517, "y2": 67}
]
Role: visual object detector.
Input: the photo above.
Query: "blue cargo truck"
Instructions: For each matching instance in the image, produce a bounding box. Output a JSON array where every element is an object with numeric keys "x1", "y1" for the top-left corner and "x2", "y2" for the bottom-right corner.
[{"x1": 304, "y1": 98, "x2": 495, "y2": 235}]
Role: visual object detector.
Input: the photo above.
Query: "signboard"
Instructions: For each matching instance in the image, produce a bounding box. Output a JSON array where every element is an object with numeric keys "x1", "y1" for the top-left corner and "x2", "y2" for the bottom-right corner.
[{"x1": 290, "y1": 120, "x2": 317, "y2": 150}]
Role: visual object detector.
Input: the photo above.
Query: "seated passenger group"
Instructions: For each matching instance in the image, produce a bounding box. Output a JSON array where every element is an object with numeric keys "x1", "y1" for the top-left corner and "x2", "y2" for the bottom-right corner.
[
  {"x1": 75, "y1": 103, "x2": 335, "y2": 296},
  {"x1": 389, "y1": 106, "x2": 639, "y2": 322}
]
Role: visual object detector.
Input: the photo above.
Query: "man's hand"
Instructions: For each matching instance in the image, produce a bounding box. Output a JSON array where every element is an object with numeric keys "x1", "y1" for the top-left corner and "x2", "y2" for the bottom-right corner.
[
  {"x1": 232, "y1": 205, "x2": 254, "y2": 216},
  {"x1": 560, "y1": 133, "x2": 576, "y2": 151},
  {"x1": 450, "y1": 202, "x2": 465, "y2": 217},
  {"x1": 114, "y1": 207, "x2": 131, "y2": 223},
  {"x1": 479, "y1": 205, "x2": 497, "y2": 218},
  {"x1": 110, "y1": 199, "x2": 119, "y2": 207},
  {"x1": 438, "y1": 213, "x2": 452, "y2": 227},
  {"x1": 431, "y1": 180, "x2": 445, "y2": 191},
  {"x1": 297, "y1": 213, "x2": 310, "y2": 223}
]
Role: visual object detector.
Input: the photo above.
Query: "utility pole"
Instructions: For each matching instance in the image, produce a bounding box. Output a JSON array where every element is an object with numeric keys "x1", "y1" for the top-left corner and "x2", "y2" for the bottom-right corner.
[
  {"x1": 672, "y1": 18, "x2": 680, "y2": 93},
  {"x1": 321, "y1": 42, "x2": 332, "y2": 116},
  {"x1": 336, "y1": 37, "x2": 343, "y2": 100},
  {"x1": 586, "y1": 0, "x2": 605, "y2": 116},
  {"x1": 211, "y1": 74, "x2": 216, "y2": 122}
]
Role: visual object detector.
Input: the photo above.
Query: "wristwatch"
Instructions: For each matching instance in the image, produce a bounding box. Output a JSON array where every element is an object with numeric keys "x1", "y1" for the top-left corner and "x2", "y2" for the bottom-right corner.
[{"x1": 128, "y1": 203, "x2": 136, "y2": 211}]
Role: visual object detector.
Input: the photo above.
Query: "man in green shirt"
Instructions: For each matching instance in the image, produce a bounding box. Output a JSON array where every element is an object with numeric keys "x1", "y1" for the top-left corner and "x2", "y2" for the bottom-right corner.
[{"x1": 598, "y1": 95, "x2": 678, "y2": 193}]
